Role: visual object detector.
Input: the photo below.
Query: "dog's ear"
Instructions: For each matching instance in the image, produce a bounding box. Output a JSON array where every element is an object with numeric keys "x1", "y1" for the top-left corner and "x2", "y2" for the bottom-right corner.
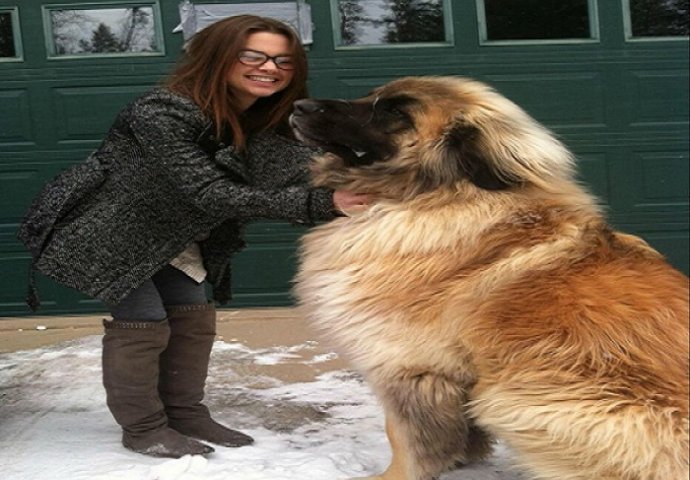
[{"x1": 442, "y1": 122, "x2": 517, "y2": 190}]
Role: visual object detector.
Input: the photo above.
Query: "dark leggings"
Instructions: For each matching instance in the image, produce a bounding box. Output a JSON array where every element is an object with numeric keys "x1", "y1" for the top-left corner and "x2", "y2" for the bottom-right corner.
[{"x1": 107, "y1": 265, "x2": 208, "y2": 322}]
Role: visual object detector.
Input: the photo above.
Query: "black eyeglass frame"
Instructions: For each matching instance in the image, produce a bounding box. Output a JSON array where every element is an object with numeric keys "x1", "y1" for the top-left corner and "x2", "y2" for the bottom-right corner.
[{"x1": 236, "y1": 49, "x2": 296, "y2": 70}]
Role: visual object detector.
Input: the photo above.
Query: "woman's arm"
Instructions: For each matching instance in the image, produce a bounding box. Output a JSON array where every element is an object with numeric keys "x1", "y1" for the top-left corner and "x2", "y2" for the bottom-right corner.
[{"x1": 128, "y1": 90, "x2": 333, "y2": 224}]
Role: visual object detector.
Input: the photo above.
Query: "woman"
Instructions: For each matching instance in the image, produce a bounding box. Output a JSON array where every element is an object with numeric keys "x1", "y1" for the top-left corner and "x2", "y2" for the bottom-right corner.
[{"x1": 17, "y1": 15, "x2": 367, "y2": 458}]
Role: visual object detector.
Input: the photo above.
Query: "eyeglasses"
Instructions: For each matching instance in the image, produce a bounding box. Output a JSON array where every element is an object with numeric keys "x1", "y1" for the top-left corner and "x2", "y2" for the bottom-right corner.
[{"x1": 237, "y1": 49, "x2": 296, "y2": 71}]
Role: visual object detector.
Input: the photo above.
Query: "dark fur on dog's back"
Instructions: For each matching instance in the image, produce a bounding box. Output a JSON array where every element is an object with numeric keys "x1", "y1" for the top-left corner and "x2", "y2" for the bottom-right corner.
[{"x1": 292, "y1": 76, "x2": 689, "y2": 480}]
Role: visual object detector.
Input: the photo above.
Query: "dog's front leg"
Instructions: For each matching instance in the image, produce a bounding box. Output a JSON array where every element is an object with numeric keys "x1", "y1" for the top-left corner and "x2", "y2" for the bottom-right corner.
[
  {"x1": 351, "y1": 414, "x2": 412, "y2": 480},
  {"x1": 353, "y1": 371, "x2": 492, "y2": 480}
]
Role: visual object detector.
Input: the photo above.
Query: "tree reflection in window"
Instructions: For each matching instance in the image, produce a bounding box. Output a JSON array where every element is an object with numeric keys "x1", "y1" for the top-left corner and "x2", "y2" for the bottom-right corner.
[
  {"x1": 337, "y1": 0, "x2": 446, "y2": 46},
  {"x1": 484, "y1": 0, "x2": 591, "y2": 41},
  {"x1": 629, "y1": 0, "x2": 689, "y2": 37},
  {"x1": 49, "y1": 6, "x2": 159, "y2": 55},
  {"x1": 0, "y1": 12, "x2": 16, "y2": 57}
]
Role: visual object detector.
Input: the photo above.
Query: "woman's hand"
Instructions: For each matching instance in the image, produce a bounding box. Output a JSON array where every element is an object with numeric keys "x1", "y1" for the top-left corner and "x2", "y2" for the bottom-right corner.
[{"x1": 333, "y1": 190, "x2": 373, "y2": 216}]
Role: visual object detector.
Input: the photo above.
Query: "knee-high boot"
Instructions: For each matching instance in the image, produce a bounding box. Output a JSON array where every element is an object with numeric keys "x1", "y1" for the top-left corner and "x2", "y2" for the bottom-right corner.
[
  {"x1": 159, "y1": 304, "x2": 254, "y2": 447},
  {"x1": 102, "y1": 319, "x2": 215, "y2": 457}
]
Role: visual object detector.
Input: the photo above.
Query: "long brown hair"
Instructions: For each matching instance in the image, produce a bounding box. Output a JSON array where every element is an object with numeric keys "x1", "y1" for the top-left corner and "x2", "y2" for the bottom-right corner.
[{"x1": 165, "y1": 15, "x2": 308, "y2": 149}]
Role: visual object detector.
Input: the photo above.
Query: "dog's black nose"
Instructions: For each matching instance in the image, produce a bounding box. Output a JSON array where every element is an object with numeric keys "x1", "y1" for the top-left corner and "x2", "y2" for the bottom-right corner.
[{"x1": 293, "y1": 99, "x2": 324, "y2": 114}]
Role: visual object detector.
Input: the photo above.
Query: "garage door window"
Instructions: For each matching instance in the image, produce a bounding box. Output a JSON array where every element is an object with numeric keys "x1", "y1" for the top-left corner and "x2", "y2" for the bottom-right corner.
[
  {"x1": 333, "y1": 0, "x2": 452, "y2": 48},
  {"x1": 43, "y1": 3, "x2": 164, "y2": 57},
  {"x1": 0, "y1": 7, "x2": 22, "y2": 61},
  {"x1": 478, "y1": 0, "x2": 599, "y2": 44},
  {"x1": 624, "y1": 0, "x2": 689, "y2": 39}
]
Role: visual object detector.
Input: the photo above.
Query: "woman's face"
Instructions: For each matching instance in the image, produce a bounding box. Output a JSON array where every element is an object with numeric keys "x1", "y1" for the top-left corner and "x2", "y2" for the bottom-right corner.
[{"x1": 227, "y1": 31, "x2": 296, "y2": 111}]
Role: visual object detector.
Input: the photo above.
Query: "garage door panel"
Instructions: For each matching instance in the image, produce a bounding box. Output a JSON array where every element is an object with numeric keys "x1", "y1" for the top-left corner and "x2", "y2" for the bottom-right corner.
[
  {"x1": 52, "y1": 84, "x2": 154, "y2": 143},
  {"x1": 608, "y1": 148, "x2": 689, "y2": 222},
  {"x1": 483, "y1": 72, "x2": 607, "y2": 129},
  {"x1": 0, "y1": 88, "x2": 34, "y2": 145},
  {"x1": 627, "y1": 69, "x2": 690, "y2": 125}
]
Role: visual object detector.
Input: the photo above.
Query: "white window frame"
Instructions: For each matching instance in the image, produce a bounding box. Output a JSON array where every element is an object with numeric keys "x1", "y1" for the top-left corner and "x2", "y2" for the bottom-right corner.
[
  {"x1": 622, "y1": 0, "x2": 690, "y2": 42},
  {"x1": 42, "y1": 1, "x2": 166, "y2": 59},
  {"x1": 331, "y1": 0, "x2": 454, "y2": 50},
  {"x1": 0, "y1": 6, "x2": 23, "y2": 62},
  {"x1": 477, "y1": 0, "x2": 600, "y2": 46}
]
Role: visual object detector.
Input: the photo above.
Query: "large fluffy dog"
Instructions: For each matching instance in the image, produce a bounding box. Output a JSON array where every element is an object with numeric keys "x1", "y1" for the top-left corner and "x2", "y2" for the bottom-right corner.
[{"x1": 290, "y1": 76, "x2": 689, "y2": 480}]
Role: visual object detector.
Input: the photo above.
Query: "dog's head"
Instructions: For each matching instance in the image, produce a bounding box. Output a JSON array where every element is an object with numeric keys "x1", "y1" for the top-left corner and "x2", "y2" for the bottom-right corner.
[{"x1": 290, "y1": 76, "x2": 575, "y2": 198}]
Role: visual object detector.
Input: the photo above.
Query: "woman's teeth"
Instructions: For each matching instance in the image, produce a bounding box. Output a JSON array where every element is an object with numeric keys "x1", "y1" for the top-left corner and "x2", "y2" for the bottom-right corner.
[{"x1": 247, "y1": 75, "x2": 276, "y2": 83}]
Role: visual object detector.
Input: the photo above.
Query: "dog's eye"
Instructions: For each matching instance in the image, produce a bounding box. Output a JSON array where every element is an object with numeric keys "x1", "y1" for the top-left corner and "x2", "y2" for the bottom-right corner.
[
  {"x1": 378, "y1": 105, "x2": 414, "y2": 134},
  {"x1": 388, "y1": 108, "x2": 406, "y2": 118},
  {"x1": 378, "y1": 94, "x2": 416, "y2": 121},
  {"x1": 380, "y1": 108, "x2": 409, "y2": 125}
]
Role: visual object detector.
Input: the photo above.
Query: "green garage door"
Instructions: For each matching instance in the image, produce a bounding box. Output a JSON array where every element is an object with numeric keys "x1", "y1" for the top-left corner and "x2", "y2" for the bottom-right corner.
[{"x1": 1, "y1": 0, "x2": 687, "y2": 316}]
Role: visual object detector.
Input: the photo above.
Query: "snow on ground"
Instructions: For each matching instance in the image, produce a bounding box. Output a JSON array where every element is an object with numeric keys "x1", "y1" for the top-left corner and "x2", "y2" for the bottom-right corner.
[{"x1": 0, "y1": 336, "x2": 526, "y2": 480}]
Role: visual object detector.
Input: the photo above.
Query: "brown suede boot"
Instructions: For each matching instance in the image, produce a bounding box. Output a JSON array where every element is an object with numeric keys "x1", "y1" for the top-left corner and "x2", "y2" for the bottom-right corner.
[
  {"x1": 159, "y1": 304, "x2": 254, "y2": 448},
  {"x1": 102, "y1": 319, "x2": 215, "y2": 457}
]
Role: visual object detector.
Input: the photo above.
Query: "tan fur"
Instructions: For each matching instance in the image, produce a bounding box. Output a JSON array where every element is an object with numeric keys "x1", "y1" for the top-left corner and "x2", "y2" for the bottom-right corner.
[{"x1": 294, "y1": 77, "x2": 689, "y2": 480}]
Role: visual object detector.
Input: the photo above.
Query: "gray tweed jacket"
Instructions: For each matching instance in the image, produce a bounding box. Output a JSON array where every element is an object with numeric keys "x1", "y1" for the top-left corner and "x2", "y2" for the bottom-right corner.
[{"x1": 17, "y1": 89, "x2": 334, "y2": 310}]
